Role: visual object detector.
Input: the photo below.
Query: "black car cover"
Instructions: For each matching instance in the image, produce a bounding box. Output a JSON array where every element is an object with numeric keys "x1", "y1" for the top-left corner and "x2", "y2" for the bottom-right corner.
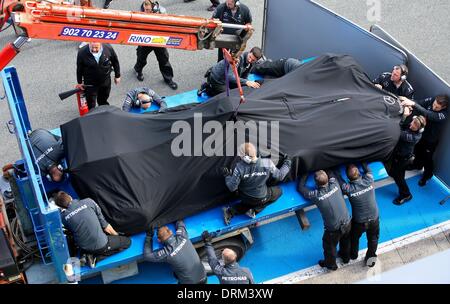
[{"x1": 62, "y1": 54, "x2": 402, "y2": 235}]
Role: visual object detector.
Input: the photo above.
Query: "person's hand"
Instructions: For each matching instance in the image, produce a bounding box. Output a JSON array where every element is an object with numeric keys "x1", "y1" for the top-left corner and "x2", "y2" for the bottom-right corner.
[
  {"x1": 202, "y1": 231, "x2": 212, "y2": 244},
  {"x1": 221, "y1": 167, "x2": 232, "y2": 177},
  {"x1": 400, "y1": 96, "x2": 415, "y2": 107},
  {"x1": 75, "y1": 84, "x2": 85, "y2": 90},
  {"x1": 114, "y1": 77, "x2": 121, "y2": 85},
  {"x1": 375, "y1": 84, "x2": 383, "y2": 90},
  {"x1": 246, "y1": 81, "x2": 261, "y2": 89},
  {"x1": 104, "y1": 224, "x2": 118, "y2": 236},
  {"x1": 403, "y1": 105, "x2": 412, "y2": 117}
]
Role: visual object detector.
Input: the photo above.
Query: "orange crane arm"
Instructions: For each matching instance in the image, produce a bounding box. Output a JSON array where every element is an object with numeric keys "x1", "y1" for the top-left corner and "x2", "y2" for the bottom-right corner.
[{"x1": 0, "y1": 0, "x2": 253, "y2": 70}]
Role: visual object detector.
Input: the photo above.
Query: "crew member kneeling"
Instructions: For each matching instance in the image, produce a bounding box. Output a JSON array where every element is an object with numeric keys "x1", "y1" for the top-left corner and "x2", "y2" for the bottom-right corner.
[
  {"x1": 54, "y1": 191, "x2": 131, "y2": 268},
  {"x1": 222, "y1": 143, "x2": 292, "y2": 225}
]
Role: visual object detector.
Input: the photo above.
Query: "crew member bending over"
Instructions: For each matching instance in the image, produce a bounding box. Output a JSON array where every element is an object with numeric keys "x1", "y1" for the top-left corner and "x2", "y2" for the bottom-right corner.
[{"x1": 222, "y1": 143, "x2": 292, "y2": 225}]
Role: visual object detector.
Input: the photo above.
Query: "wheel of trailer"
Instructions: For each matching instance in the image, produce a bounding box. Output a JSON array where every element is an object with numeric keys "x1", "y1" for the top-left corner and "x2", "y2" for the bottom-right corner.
[{"x1": 197, "y1": 236, "x2": 247, "y2": 275}]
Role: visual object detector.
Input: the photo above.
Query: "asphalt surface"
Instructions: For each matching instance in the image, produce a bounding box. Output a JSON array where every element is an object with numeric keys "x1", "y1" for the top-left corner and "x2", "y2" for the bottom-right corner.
[{"x1": 0, "y1": 0, "x2": 448, "y2": 166}]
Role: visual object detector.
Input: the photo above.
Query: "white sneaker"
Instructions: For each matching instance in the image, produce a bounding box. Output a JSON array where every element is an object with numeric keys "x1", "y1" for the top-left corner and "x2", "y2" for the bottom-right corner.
[{"x1": 245, "y1": 209, "x2": 256, "y2": 219}]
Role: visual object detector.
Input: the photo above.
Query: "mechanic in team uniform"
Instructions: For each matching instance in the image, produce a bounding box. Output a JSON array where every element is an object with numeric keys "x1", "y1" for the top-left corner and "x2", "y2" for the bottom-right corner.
[
  {"x1": 335, "y1": 163, "x2": 379, "y2": 267},
  {"x1": 372, "y1": 64, "x2": 414, "y2": 99},
  {"x1": 222, "y1": 143, "x2": 292, "y2": 225},
  {"x1": 201, "y1": 231, "x2": 254, "y2": 284},
  {"x1": 122, "y1": 87, "x2": 168, "y2": 113},
  {"x1": 400, "y1": 95, "x2": 448, "y2": 186},
  {"x1": 29, "y1": 128, "x2": 65, "y2": 182},
  {"x1": 298, "y1": 170, "x2": 352, "y2": 271},
  {"x1": 212, "y1": 0, "x2": 252, "y2": 62},
  {"x1": 144, "y1": 220, "x2": 207, "y2": 284}
]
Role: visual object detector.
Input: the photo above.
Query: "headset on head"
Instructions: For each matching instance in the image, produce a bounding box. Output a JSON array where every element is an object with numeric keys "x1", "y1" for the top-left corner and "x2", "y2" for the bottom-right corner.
[
  {"x1": 413, "y1": 115, "x2": 426, "y2": 133},
  {"x1": 395, "y1": 64, "x2": 408, "y2": 81},
  {"x1": 133, "y1": 94, "x2": 152, "y2": 108},
  {"x1": 235, "y1": 0, "x2": 241, "y2": 7}
]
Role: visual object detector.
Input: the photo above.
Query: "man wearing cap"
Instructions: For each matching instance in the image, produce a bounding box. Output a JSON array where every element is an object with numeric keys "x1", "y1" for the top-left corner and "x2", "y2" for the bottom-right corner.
[{"x1": 122, "y1": 87, "x2": 168, "y2": 113}]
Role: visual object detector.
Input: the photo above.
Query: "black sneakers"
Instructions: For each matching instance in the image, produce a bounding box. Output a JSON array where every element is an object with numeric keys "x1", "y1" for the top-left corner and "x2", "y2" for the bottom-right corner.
[
  {"x1": 365, "y1": 256, "x2": 377, "y2": 268},
  {"x1": 134, "y1": 66, "x2": 144, "y2": 81},
  {"x1": 393, "y1": 195, "x2": 413, "y2": 205},
  {"x1": 166, "y1": 80, "x2": 178, "y2": 90},
  {"x1": 418, "y1": 178, "x2": 428, "y2": 187},
  {"x1": 103, "y1": 0, "x2": 112, "y2": 9},
  {"x1": 318, "y1": 260, "x2": 338, "y2": 271}
]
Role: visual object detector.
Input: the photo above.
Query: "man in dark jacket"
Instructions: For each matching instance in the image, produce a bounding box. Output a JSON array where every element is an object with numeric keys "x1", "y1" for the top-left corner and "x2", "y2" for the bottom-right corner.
[
  {"x1": 400, "y1": 95, "x2": 448, "y2": 186},
  {"x1": 122, "y1": 87, "x2": 168, "y2": 113},
  {"x1": 54, "y1": 191, "x2": 131, "y2": 268},
  {"x1": 388, "y1": 107, "x2": 426, "y2": 205},
  {"x1": 372, "y1": 64, "x2": 414, "y2": 99},
  {"x1": 222, "y1": 143, "x2": 292, "y2": 225},
  {"x1": 212, "y1": 0, "x2": 252, "y2": 62},
  {"x1": 76, "y1": 42, "x2": 121, "y2": 110},
  {"x1": 133, "y1": 0, "x2": 178, "y2": 90},
  {"x1": 201, "y1": 231, "x2": 254, "y2": 284},
  {"x1": 298, "y1": 170, "x2": 351, "y2": 270},
  {"x1": 336, "y1": 163, "x2": 379, "y2": 267},
  {"x1": 252, "y1": 57, "x2": 303, "y2": 78},
  {"x1": 29, "y1": 128, "x2": 65, "y2": 182},
  {"x1": 198, "y1": 47, "x2": 262, "y2": 97},
  {"x1": 144, "y1": 220, "x2": 207, "y2": 284}
]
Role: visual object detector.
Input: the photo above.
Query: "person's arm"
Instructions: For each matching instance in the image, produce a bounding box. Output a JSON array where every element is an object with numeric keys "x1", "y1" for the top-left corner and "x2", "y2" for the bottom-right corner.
[
  {"x1": 410, "y1": 98, "x2": 446, "y2": 122},
  {"x1": 333, "y1": 169, "x2": 349, "y2": 195},
  {"x1": 122, "y1": 92, "x2": 134, "y2": 112},
  {"x1": 265, "y1": 157, "x2": 291, "y2": 182},
  {"x1": 175, "y1": 220, "x2": 188, "y2": 239},
  {"x1": 109, "y1": 45, "x2": 121, "y2": 79},
  {"x1": 245, "y1": 6, "x2": 252, "y2": 24},
  {"x1": 212, "y1": 3, "x2": 222, "y2": 19},
  {"x1": 76, "y1": 51, "x2": 83, "y2": 85},
  {"x1": 297, "y1": 174, "x2": 316, "y2": 200},
  {"x1": 225, "y1": 166, "x2": 241, "y2": 192},
  {"x1": 150, "y1": 91, "x2": 168, "y2": 112},
  {"x1": 246, "y1": 269, "x2": 255, "y2": 284},
  {"x1": 205, "y1": 243, "x2": 226, "y2": 276},
  {"x1": 143, "y1": 234, "x2": 168, "y2": 263},
  {"x1": 372, "y1": 73, "x2": 387, "y2": 85}
]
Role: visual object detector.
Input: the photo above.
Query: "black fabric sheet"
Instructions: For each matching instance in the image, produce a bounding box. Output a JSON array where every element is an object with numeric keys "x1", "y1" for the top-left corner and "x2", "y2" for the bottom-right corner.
[{"x1": 62, "y1": 54, "x2": 402, "y2": 235}]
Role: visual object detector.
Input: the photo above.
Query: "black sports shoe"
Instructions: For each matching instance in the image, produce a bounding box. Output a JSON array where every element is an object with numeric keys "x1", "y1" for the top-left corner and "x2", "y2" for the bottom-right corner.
[
  {"x1": 245, "y1": 209, "x2": 256, "y2": 219},
  {"x1": 393, "y1": 195, "x2": 412, "y2": 205},
  {"x1": 318, "y1": 260, "x2": 338, "y2": 271},
  {"x1": 166, "y1": 80, "x2": 178, "y2": 90},
  {"x1": 418, "y1": 178, "x2": 427, "y2": 187},
  {"x1": 223, "y1": 207, "x2": 233, "y2": 226},
  {"x1": 365, "y1": 256, "x2": 377, "y2": 268},
  {"x1": 103, "y1": 0, "x2": 112, "y2": 9},
  {"x1": 134, "y1": 66, "x2": 144, "y2": 81}
]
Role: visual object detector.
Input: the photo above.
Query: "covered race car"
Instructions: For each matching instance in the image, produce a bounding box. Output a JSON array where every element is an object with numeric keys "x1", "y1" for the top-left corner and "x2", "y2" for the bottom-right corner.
[{"x1": 62, "y1": 54, "x2": 402, "y2": 235}]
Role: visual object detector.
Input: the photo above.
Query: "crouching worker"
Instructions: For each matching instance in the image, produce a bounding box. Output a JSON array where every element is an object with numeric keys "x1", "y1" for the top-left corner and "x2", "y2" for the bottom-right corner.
[
  {"x1": 54, "y1": 191, "x2": 131, "y2": 268},
  {"x1": 122, "y1": 87, "x2": 168, "y2": 113},
  {"x1": 29, "y1": 128, "x2": 65, "y2": 182},
  {"x1": 298, "y1": 171, "x2": 351, "y2": 271},
  {"x1": 197, "y1": 47, "x2": 263, "y2": 97},
  {"x1": 222, "y1": 143, "x2": 292, "y2": 225},
  {"x1": 144, "y1": 220, "x2": 207, "y2": 284},
  {"x1": 202, "y1": 231, "x2": 254, "y2": 284}
]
